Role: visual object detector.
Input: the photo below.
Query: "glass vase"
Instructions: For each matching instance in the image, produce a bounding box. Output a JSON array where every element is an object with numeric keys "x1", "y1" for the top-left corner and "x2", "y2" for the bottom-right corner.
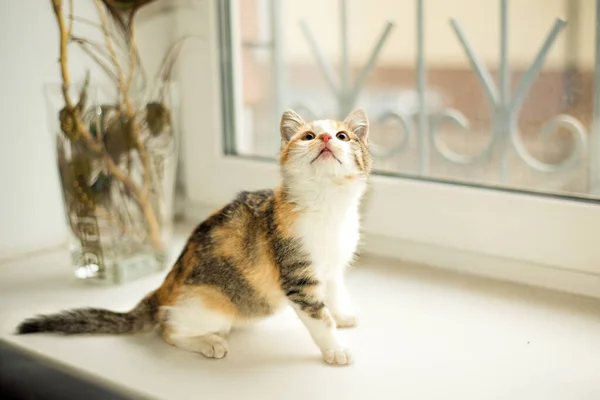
[{"x1": 44, "y1": 82, "x2": 178, "y2": 284}]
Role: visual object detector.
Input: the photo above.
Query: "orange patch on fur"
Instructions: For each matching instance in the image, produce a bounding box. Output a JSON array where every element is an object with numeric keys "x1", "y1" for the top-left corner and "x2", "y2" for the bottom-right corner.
[
  {"x1": 157, "y1": 277, "x2": 177, "y2": 306},
  {"x1": 156, "y1": 241, "x2": 202, "y2": 306},
  {"x1": 160, "y1": 285, "x2": 239, "y2": 330},
  {"x1": 211, "y1": 223, "x2": 245, "y2": 261},
  {"x1": 181, "y1": 244, "x2": 199, "y2": 272},
  {"x1": 157, "y1": 265, "x2": 184, "y2": 306},
  {"x1": 279, "y1": 133, "x2": 305, "y2": 165},
  {"x1": 333, "y1": 174, "x2": 358, "y2": 186},
  {"x1": 187, "y1": 285, "x2": 239, "y2": 317},
  {"x1": 273, "y1": 188, "x2": 297, "y2": 238},
  {"x1": 244, "y1": 233, "x2": 287, "y2": 308},
  {"x1": 209, "y1": 208, "x2": 287, "y2": 314}
]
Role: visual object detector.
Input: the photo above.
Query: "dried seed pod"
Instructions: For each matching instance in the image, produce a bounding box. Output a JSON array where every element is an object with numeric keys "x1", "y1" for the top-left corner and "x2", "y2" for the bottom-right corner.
[
  {"x1": 146, "y1": 102, "x2": 170, "y2": 136},
  {"x1": 104, "y1": 115, "x2": 135, "y2": 161},
  {"x1": 60, "y1": 76, "x2": 90, "y2": 141},
  {"x1": 58, "y1": 156, "x2": 95, "y2": 211},
  {"x1": 71, "y1": 157, "x2": 92, "y2": 189},
  {"x1": 59, "y1": 107, "x2": 79, "y2": 140}
]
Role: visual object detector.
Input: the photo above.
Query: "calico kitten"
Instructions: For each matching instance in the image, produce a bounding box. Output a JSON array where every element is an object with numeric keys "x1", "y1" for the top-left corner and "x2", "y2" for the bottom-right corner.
[{"x1": 17, "y1": 109, "x2": 372, "y2": 366}]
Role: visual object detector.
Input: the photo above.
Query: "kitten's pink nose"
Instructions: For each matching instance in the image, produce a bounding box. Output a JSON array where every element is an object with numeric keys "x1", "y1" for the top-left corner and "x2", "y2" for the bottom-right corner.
[{"x1": 320, "y1": 134, "x2": 332, "y2": 143}]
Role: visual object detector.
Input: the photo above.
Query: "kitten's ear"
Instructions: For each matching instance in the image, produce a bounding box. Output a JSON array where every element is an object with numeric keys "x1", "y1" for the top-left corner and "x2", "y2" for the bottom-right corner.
[
  {"x1": 280, "y1": 109, "x2": 305, "y2": 142},
  {"x1": 344, "y1": 109, "x2": 369, "y2": 141}
]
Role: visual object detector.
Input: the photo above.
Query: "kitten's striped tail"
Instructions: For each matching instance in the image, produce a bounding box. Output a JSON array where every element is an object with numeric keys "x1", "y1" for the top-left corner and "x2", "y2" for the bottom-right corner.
[{"x1": 16, "y1": 291, "x2": 159, "y2": 335}]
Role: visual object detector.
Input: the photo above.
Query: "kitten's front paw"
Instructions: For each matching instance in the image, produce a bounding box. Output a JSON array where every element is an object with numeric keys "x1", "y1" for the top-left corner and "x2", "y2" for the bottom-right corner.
[
  {"x1": 334, "y1": 314, "x2": 357, "y2": 329},
  {"x1": 323, "y1": 349, "x2": 353, "y2": 366}
]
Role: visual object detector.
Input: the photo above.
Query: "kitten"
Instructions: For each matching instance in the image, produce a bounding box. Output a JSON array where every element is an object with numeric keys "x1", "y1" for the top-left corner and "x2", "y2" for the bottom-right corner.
[{"x1": 17, "y1": 109, "x2": 372, "y2": 366}]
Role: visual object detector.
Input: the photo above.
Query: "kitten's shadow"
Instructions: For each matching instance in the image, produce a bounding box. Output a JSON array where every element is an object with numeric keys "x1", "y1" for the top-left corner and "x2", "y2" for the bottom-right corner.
[{"x1": 121, "y1": 328, "x2": 320, "y2": 367}]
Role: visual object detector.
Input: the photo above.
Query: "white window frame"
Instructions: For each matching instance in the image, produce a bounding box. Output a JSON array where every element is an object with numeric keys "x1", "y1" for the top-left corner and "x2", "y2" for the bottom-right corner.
[{"x1": 175, "y1": 0, "x2": 600, "y2": 299}]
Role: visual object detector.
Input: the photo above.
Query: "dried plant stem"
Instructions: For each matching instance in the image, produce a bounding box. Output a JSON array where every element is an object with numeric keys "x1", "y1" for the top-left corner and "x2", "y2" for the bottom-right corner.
[
  {"x1": 71, "y1": 36, "x2": 114, "y2": 62},
  {"x1": 71, "y1": 38, "x2": 119, "y2": 83},
  {"x1": 125, "y1": 20, "x2": 136, "y2": 99},
  {"x1": 50, "y1": 0, "x2": 162, "y2": 250},
  {"x1": 69, "y1": 15, "x2": 147, "y2": 91},
  {"x1": 69, "y1": 16, "x2": 127, "y2": 49},
  {"x1": 124, "y1": 20, "x2": 153, "y2": 196},
  {"x1": 93, "y1": 1, "x2": 153, "y2": 200},
  {"x1": 93, "y1": 0, "x2": 127, "y2": 100},
  {"x1": 95, "y1": 206, "x2": 145, "y2": 238},
  {"x1": 131, "y1": 119, "x2": 153, "y2": 198},
  {"x1": 67, "y1": 0, "x2": 74, "y2": 37}
]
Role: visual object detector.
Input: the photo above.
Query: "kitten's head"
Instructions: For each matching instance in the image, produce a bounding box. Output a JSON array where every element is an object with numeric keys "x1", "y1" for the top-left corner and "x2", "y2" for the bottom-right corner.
[{"x1": 279, "y1": 109, "x2": 372, "y2": 182}]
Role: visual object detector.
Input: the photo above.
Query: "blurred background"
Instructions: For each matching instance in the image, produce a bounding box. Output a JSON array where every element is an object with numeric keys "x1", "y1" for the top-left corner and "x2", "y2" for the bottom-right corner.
[
  {"x1": 1, "y1": 0, "x2": 598, "y2": 269},
  {"x1": 234, "y1": 0, "x2": 597, "y2": 196}
]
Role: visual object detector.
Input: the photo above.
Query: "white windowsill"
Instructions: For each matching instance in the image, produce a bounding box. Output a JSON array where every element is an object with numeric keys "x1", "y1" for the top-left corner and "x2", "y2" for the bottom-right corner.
[{"x1": 1, "y1": 223, "x2": 600, "y2": 399}]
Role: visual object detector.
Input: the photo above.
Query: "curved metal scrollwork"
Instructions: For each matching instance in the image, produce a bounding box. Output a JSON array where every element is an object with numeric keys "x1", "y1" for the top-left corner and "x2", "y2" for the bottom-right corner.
[
  {"x1": 292, "y1": 0, "x2": 412, "y2": 165},
  {"x1": 430, "y1": 109, "x2": 497, "y2": 165},
  {"x1": 271, "y1": 0, "x2": 592, "y2": 181},
  {"x1": 511, "y1": 115, "x2": 588, "y2": 173},
  {"x1": 429, "y1": 0, "x2": 588, "y2": 178},
  {"x1": 299, "y1": 0, "x2": 395, "y2": 119},
  {"x1": 370, "y1": 111, "x2": 412, "y2": 159}
]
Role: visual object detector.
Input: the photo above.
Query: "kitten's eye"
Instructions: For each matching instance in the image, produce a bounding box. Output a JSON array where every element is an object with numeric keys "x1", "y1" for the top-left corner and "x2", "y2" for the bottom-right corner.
[
  {"x1": 302, "y1": 132, "x2": 316, "y2": 141},
  {"x1": 336, "y1": 131, "x2": 350, "y2": 141}
]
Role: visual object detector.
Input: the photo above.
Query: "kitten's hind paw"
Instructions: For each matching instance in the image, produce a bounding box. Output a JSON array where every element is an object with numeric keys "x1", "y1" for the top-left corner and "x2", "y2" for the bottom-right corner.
[
  {"x1": 323, "y1": 349, "x2": 353, "y2": 366},
  {"x1": 198, "y1": 334, "x2": 229, "y2": 359},
  {"x1": 335, "y1": 314, "x2": 357, "y2": 329}
]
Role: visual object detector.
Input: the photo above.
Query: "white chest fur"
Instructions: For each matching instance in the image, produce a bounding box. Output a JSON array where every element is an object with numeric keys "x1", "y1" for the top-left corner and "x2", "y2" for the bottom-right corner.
[{"x1": 291, "y1": 180, "x2": 365, "y2": 280}]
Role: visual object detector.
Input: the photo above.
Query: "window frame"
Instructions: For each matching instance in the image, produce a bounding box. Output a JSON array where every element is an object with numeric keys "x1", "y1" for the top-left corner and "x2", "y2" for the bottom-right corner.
[{"x1": 176, "y1": 0, "x2": 600, "y2": 298}]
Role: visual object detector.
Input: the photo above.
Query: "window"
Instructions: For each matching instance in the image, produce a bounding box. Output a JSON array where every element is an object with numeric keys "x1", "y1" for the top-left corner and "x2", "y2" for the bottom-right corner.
[{"x1": 178, "y1": 0, "x2": 600, "y2": 297}]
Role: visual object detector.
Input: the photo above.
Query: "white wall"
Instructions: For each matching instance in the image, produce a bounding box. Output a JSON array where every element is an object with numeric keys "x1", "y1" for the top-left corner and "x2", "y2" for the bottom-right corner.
[
  {"x1": 0, "y1": 2, "x2": 175, "y2": 262},
  {"x1": 0, "y1": 2, "x2": 70, "y2": 261}
]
